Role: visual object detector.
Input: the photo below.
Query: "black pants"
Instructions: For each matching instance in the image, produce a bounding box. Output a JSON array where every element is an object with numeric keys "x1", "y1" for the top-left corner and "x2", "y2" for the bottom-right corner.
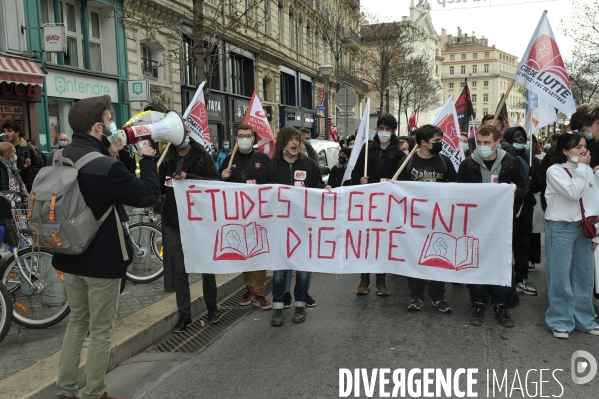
[
  {"x1": 407, "y1": 278, "x2": 445, "y2": 302},
  {"x1": 513, "y1": 210, "x2": 533, "y2": 283},
  {"x1": 528, "y1": 233, "x2": 541, "y2": 264},
  {"x1": 163, "y1": 225, "x2": 217, "y2": 318}
]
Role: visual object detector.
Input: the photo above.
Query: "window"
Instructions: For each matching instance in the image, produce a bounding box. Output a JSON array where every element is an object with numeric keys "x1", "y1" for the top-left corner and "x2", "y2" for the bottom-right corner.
[
  {"x1": 141, "y1": 44, "x2": 158, "y2": 78},
  {"x1": 315, "y1": 30, "x2": 320, "y2": 63},
  {"x1": 280, "y1": 72, "x2": 296, "y2": 106},
  {"x1": 263, "y1": 78, "x2": 270, "y2": 102},
  {"x1": 472, "y1": 81, "x2": 477, "y2": 88},
  {"x1": 483, "y1": 93, "x2": 488, "y2": 103},
  {"x1": 181, "y1": 36, "x2": 194, "y2": 86},
  {"x1": 460, "y1": 82, "x2": 465, "y2": 88},
  {"x1": 450, "y1": 54, "x2": 455, "y2": 61},
  {"x1": 279, "y1": 6, "x2": 284, "y2": 43},
  {"x1": 473, "y1": 53, "x2": 478, "y2": 59},
  {"x1": 483, "y1": 80, "x2": 488, "y2": 87},
  {"x1": 64, "y1": 3, "x2": 79, "y2": 67},
  {"x1": 89, "y1": 11, "x2": 102, "y2": 71},
  {"x1": 483, "y1": 108, "x2": 488, "y2": 116},
  {"x1": 449, "y1": 66, "x2": 454, "y2": 76},
  {"x1": 472, "y1": 65, "x2": 477, "y2": 74},
  {"x1": 230, "y1": 53, "x2": 255, "y2": 96},
  {"x1": 485, "y1": 52, "x2": 490, "y2": 58},
  {"x1": 461, "y1": 66, "x2": 466, "y2": 75},
  {"x1": 300, "y1": 79, "x2": 312, "y2": 109},
  {"x1": 264, "y1": 0, "x2": 271, "y2": 35},
  {"x1": 472, "y1": 94, "x2": 477, "y2": 103},
  {"x1": 289, "y1": 13, "x2": 294, "y2": 47},
  {"x1": 461, "y1": 54, "x2": 466, "y2": 60},
  {"x1": 484, "y1": 64, "x2": 489, "y2": 73},
  {"x1": 449, "y1": 82, "x2": 454, "y2": 89},
  {"x1": 298, "y1": 19, "x2": 303, "y2": 55},
  {"x1": 323, "y1": 38, "x2": 327, "y2": 64},
  {"x1": 245, "y1": 0, "x2": 253, "y2": 24}
]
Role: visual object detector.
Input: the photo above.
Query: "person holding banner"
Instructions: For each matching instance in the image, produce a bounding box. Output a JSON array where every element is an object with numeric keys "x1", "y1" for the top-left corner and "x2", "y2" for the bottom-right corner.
[
  {"x1": 260, "y1": 127, "x2": 327, "y2": 326},
  {"x1": 328, "y1": 147, "x2": 352, "y2": 188},
  {"x1": 351, "y1": 113, "x2": 406, "y2": 297},
  {"x1": 457, "y1": 124, "x2": 525, "y2": 328},
  {"x1": 160, "y1": 123, "x2": 221, "y2": 332},
  {"x1": 544, "y1": 133, "x2": 599, "y2": 339},
  {"x1": 220, "y1": 124, "x2": 273, "y2": 310},
  {"x1": 398, "y1": 125, "x2": 456, "y2": 313}
]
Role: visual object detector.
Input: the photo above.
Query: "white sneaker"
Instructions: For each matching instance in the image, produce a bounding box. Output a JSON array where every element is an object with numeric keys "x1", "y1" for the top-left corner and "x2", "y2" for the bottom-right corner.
[
  {"x1": 516, "y1": 280, "x2": 538, "y2": 296},
  {"x1": 587, "y1": 326, "x2": 599, "y2": 336},
  {"x1": 552, "y1": 328, "x2": 569, "y2": 339}
]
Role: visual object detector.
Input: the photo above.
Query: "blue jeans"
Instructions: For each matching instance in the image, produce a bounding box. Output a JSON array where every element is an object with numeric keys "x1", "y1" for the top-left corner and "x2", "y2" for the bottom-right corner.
[
  {"x1": 284, "y1": 270, "x2": 312, "y2": 294},
  {"x1": 274, "y1": 270, "x2": 310, "y2": 309},
  {"x1": 469, "y1": 284, "x2": 511, "y2": 307},
  {"x1": 545, "y1": 221, "x2": 597, "y2": 332}
]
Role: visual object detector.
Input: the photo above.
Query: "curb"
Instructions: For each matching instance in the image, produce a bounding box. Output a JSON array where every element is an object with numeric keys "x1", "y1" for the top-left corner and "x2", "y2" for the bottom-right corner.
[{"x1": 0, "y1": 273, "x2": 243, "y2": 399}]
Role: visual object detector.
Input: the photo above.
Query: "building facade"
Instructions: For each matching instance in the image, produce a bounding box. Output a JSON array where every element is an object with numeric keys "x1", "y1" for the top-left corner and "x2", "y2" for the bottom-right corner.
[{"x1": 440, "y1": 27, "x2": 525, "y2": 127}]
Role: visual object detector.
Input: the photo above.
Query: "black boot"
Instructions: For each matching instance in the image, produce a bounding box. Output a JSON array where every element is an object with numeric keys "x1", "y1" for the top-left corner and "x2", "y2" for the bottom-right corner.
[
  {"x1": 207, "y1": 304, "x2": 221, "y2": 324},
  {"x1": 172, "y1": 316, "x2": 192, "y2": 333}
]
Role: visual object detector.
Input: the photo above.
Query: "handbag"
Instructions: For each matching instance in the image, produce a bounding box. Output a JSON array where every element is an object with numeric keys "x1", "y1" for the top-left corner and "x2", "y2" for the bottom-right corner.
[{"x1": 564, "y1": 168, "x2": 599, "y2": 238}]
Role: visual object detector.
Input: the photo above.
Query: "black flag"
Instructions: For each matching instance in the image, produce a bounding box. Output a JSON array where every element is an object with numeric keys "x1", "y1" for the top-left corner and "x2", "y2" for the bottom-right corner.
[
  {"x1": 455, "y1": 81, "x2": 475, "y2": 132},
  {"x1": 496, "y1": 93, "x2": 510, "y2": 129}
]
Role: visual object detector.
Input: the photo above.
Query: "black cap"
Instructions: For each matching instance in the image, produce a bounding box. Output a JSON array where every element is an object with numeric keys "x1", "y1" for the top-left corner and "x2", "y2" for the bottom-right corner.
[{"x1": 68, "y1": 95, "x2": 111, "y2": 133}]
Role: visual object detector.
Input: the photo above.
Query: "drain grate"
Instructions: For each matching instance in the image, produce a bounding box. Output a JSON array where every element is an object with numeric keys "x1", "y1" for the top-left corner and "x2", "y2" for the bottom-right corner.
[{"x1": 150, "y1": 277, "x2": 272, "y2": 353}]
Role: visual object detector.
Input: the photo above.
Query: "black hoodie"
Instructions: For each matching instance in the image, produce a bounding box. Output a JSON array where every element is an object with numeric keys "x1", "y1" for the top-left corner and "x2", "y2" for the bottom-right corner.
[{"x1": 351, "y1": 134, "x2": 406, "y2": 185}]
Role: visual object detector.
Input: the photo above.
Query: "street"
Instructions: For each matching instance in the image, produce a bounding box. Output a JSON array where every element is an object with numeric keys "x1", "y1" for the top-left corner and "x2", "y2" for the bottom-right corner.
[{"x1": 100, "y1": 268, "x2": 599, "y2": 399}]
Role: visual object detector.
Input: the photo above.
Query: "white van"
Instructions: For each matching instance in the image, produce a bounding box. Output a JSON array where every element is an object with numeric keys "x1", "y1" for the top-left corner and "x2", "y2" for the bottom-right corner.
[{"x1": 307, "y1": 139, "x2": 341, "y2": 184}]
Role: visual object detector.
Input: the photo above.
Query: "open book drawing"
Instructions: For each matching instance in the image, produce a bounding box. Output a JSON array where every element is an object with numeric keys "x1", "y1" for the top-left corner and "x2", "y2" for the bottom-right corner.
[
  {"x1": 213, "y1": 222, "x2": 270, "y2": 260},
  {"x1": 418, "y1": 232, "x2": 480, "y2": 270}
]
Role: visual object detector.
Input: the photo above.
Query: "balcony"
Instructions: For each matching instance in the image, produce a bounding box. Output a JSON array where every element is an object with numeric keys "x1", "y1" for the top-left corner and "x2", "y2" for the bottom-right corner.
[
  {"x1": 351, "y1": 30, "x2": 361, "y2": 46},
  {"x1": 142, "y1": 58, "x2": 159, "y2": 78},
  {"x1": 339, "y1": 73, "x2": 369, "y2": 93}
]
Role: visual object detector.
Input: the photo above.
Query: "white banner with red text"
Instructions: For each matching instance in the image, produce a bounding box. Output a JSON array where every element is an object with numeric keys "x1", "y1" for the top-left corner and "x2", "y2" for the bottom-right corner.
[{"x1": 174, "y1": 180, "x2": 514, "y2": 286}]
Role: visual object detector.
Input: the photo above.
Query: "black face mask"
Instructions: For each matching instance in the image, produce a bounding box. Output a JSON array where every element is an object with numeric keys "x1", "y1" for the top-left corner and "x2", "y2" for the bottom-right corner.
[
  {"x1": 339, "y1": 157, "x2": 348, "y2": 164},
  {"x1": 430, "y1": 142, "x2": 443, "y2": 155}
]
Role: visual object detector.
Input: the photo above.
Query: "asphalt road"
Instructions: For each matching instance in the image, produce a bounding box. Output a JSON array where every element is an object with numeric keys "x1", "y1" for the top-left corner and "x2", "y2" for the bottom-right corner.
[{"x1": 101, "y1": 265, "x2": 599, "y2": 399}]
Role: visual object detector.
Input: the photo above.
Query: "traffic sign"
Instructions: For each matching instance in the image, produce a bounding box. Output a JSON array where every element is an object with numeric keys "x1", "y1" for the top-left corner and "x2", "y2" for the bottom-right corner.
[
  {"x1": 337, "y1": 111, "x2": 356, "y2": 118},
  {"x1": 317, "y1": 106, "x2": 325, "y2": 112}
]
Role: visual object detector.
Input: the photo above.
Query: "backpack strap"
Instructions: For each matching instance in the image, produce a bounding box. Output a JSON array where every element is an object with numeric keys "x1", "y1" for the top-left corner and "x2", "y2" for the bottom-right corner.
[
  {"x1": 74, "y1": 152, "x2": 105, "y2": 170},
  {"x1": 98, "y1": 205, "x2": 129, "y2": 262}
]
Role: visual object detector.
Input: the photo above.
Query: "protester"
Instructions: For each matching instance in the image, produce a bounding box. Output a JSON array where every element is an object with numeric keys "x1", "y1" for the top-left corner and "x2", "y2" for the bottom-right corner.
[
  {"x1": 260, "y1": 127, "x2": 328, "y2": 326},
  {"x1": 52, "y1": 95, "x2": 160, "y2": 399},
  {"x1": 460, "y1": 133, "x2": 472, "y2": 157},
  {"x1": 351, "y1": 113, "x2": 406, "y2": 297},
  {"x1": 347, "y1": 135, "x2": 355, "y2": 148},
  {"x1": 544, "y1": 133, "x2": 599, "y2": 338},
  {"x1": 210, "y1": 143, "x2": 218, "y2": 161},
  {"x1": 220, "y1": 124, "x2": 272, "y2": 310},
  {"x1": 0, "y1": 142, "x2": 27, "y2": 194},
  {"x1": 160, "y1": 122, "x2": 221, "y2": 332},
  {"x1": 399, "y1": 139, "x2": 410, "y2": 156},
  {"x1": 215, "y1": 140, "x2": 231, "y2": 170},
  {"x1": 457, "y1": 124, "x2": 525, "y2": 328},
  {"x1": 301, "y1": 128, "x2": 312, "y2": 141},
  {"x1": 398, "y1": 125, "x2": 456, "y2": 313},
  {"x1": 528, "y1": 134, "x2": 546, "y2": 273},
  {"x1": 26, "y1": 138, "x2": 48, "y2": 165},
  {"x1": 481, "y1": 114, "x2": 505, "y2": 135},
  {"x1": 328, "y1": 147, "x2": 352, "y2": 188},
  {"x1": 58, "y1": 133, "x2": 70, "y2": 147},
  {"x1": 570, "y1": 104, "x2": 599, "y2": 167},
  {"x1": 0, "y1": 121, "x2": 44, "y2": 192}
]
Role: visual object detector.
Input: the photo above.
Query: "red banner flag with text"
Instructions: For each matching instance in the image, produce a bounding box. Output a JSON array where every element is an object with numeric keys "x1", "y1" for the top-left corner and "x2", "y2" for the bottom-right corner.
[
  {"x1": 432, "y1": 96, "x2": 465, "y2": 172},
  {"x1": 243, "y1": 89, "x2": 275, "y2": 157},
  {"x1": 330, "y1": 122, "x2": 338, "y2": 142},
  {"x1": 408, "y1": 107, "x2": 419, "y2": 135},
  {"x1": 183, "y1": 81, "x2": 211, "y2": 151}
]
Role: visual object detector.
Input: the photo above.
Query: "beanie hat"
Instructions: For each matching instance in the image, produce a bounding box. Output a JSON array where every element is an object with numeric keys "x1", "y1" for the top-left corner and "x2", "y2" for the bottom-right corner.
[{"x1": 68, "y1": 95, "x2": 112, "y2": 133}]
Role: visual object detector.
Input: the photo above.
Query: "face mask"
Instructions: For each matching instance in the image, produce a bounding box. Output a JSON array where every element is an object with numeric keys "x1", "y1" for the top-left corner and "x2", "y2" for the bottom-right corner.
[
  {"x1": 462, "y1": 144, "x2": 469, "y2": 152},
  {"x1": 59, "y1": 141, "x2": 68, "y2": 147},
  {"x1": 179, "y1": 136, "x2": 190, "y2": 149},
  {"x1": 348, "y1": 145, "x2": 353, "y2": 149},
  {"x1": 403, "y1": 150, "x2": 409, "y2": 156},
  {"x1": 101, "y1": 122, "x2": 118, "y2": 143},
  {"x1": 223, "y1": 145, "x2": 229, "y2": 151},
  {"x1": 513, "y1": 143, "x2": 530, "y2": 150},
  {"x1": 586, "y1": 131, "x2": 594, "y2": 140},
  {"x1": 238, "y1": 138, "x2": 253, "y2": 151},
  {"x1": 378, "y1": 131, "x2": 391, "y2": 143},
  {"x1": 429, "y1": 142, "x2": 443, "y2": 155},
  {"x1": 10, "y1": 154, "x2": 17, "y2": 164},
  {"x1": 338, "y1": 157, "x2": 348, "y2": 164},
  {"x1": 568, "y1": 153, "x2": 579, "y2": 163},
  {"x1": 477, "y1": 145, "x2": 495, "y2": 158}
]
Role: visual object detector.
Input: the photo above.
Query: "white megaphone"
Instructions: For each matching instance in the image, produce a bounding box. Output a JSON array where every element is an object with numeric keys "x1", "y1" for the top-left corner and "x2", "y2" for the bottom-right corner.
[{"x1": 122, "y1": 110, "x2": 186, "y2": 148}]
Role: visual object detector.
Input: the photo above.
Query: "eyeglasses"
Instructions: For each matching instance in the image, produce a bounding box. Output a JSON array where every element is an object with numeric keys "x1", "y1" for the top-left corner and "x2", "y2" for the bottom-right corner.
[{"x1": 237, "y1": 135, "x2": 253, "y2": 139}]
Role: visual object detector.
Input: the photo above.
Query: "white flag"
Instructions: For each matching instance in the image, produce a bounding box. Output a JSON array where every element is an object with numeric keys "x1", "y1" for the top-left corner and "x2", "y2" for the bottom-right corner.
[
  {"x1": 525, "y1": 90, "x2": 558, "y2": 137},
  {"x1": 431, "y1": 96, "x2": 464, "y2": 172},
  {"x1": 183, "y1": 81, "x2": 211, "y2": 150},
  {"x1": 342, "y1": 99, "x2": 370, "y2": 185},
  {"x1": 512, "y1": 12, "x2": 576, "y2": 116}
]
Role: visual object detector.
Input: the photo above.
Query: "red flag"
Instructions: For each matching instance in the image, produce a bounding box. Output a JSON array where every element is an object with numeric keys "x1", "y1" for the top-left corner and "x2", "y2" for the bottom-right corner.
[
  {"x1": 408, "y1": 108, "x2": 419, "y2": 134},
  {"x1": 432, "y1": 96, "x2": 465, "y2": 171},
  {"x1": 243, "y1": 89, "x2": 275, "y2": 156},
  {"x1": 330, "y1": 123, "x2": 338, "y2": 142},
  {"x1": 183, "y1": 81, "x2": 211, "y2": 151}
]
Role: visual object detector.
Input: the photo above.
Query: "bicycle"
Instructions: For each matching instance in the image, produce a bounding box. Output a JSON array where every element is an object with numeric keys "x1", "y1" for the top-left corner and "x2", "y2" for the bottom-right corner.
[
  {"x1": 0, "y1": 192, "x2": 69, "y2": 329},
  {"x1": 0, "y1": 282, "x2": 12, "y2": 342},
  {"x1": 123, "y1": 205, "x2": 163, "y2": 283}
]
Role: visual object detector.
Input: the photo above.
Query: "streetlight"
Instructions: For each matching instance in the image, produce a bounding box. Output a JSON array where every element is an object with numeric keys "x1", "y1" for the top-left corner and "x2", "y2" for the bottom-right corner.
[{"x1": 319, "y1": 64, "x2": 333, "y2": 140}]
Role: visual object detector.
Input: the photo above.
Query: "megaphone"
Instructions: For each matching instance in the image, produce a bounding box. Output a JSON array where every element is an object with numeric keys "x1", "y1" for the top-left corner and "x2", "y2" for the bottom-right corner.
[{"x1": 122, "y1": 110, "x2": 186, "y2": 148}]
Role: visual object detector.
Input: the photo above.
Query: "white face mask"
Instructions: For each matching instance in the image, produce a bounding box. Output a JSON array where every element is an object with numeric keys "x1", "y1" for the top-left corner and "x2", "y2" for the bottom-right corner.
[
  {"x1": 569, "y1": 153, "x2": 579, "y2": 163},
  {"x1": 238, "y1": 138, "x2": 253, "y2": 151},
  {"x1": 378, "y1": 131, "x2": 392, "y2": 143}
]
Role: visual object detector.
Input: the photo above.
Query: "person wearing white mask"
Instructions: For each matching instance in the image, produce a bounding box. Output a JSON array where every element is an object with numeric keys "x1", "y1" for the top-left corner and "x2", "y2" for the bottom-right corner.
[
  {"x1": 0, "y1": 142, "x2": 28, "y2": 194},
  {"x1": 220, "y1": 124, "x2": 273, "y2": 310},
  {"x1": 351, "y1": 113, "x2": 406, "y2": 297}
]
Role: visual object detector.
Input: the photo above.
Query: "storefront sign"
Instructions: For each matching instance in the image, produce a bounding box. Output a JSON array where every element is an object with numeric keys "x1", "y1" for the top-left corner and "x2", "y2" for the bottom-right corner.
[
  {"x1": 47, "y1": 70, "x2": 119, "y2": 101},
  {"x1": 0, "y1": 82, "x2": 42, "y2": 102},
  {"x1": 126, "y1": 79, "x2": 149, "y2": 102},
  {"x1": 207, "y1": 96, "x2": 224, "y2": 120},
  {"x1": 232, "y1": 98, "x2": 250, "y2": 123},
  {"x1": 286, "y1": 111, "x2": 296, "y2": 121},
  {"x1": 43, "y1": 25, "x2": 67, "y2": 53}
]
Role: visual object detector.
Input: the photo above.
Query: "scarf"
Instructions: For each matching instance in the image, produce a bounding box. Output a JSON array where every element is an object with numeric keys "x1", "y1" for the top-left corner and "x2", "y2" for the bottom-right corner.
[{"x1": 0, "y1": 157, "x2": 28, "y2": 196}]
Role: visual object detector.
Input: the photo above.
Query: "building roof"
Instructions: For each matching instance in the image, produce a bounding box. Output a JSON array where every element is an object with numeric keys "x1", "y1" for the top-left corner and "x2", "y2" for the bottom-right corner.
[{"x1": 443, "y1": 44, "x2": 518, "y2": 58}]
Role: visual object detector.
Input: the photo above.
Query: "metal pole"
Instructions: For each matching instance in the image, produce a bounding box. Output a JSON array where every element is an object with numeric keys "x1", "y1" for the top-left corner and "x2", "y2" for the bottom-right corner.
[
  {"x1": 344, "y1": 89, "x2": 348, "y2": 141},
  {"x1": 324, "y1": 77, "x2": 330, "y2": 140}
]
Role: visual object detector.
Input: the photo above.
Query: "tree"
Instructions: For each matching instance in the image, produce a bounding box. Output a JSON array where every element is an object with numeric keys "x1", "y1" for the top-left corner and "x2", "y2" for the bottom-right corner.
[
  {"x1": 562, "y1": 0, "x2": 599, "y2": 53},
  {"x1": 565, "y1": 51, "x2": 599, "y2": 105}
]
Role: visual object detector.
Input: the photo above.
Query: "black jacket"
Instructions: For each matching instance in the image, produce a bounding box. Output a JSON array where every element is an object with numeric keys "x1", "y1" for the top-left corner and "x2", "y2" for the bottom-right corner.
[
  {"x1": 328, "y1": 165, "x2": 351, "y2": 188},
  {"x1": 260, "y1": 155, "x2": 323, "y2": 188},
  {"x1": 351, "y1": 134, "x2": 406, "y2": 184},
  {"x1": 587, "y1": 138, "x2": 599, "y2": 168},
  {"x1": 159, "y1": 139, "x2": 219, "y2": 228},
  {"x1": 49, "y1": 133, "x2": 161, "y2": 279},
  {"x1": 15, "y1": 138, "x2": 44, "y2": 192}
]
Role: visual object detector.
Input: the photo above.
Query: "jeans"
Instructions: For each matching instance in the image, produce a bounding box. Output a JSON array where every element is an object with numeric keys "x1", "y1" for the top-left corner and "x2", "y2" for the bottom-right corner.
[
  {"x1": 274, "y1": 270, "x2": 310, "y2": 309},
  {"x1": 56, "y1": 273, "x2": 120, "y2": 399},
  {"x1": 284, "y1": 270, "x2": 312, "y2": 294},
  {"x1": 469, "y1": 284, "x2": 511, "y2": 307},
  {"x1": 407, "y1": 278, "x2": 445, "y2": 302},
  {"x1": 545, "y1": 220, "x2": 597, "y2": 332}
]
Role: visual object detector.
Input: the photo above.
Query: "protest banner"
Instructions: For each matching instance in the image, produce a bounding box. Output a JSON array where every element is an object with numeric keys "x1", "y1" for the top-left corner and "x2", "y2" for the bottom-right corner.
[
  {"x1": 243, "y1": 89, "x2": 275, "y2": 157},
  {"x1": 174, "y1": 180, "x2": 513, "y2": 286},
  {"x1": 183, "y1": 81, "x2": 211, "y2": 151},
  {"x1": 432, "y1": 96, "x2": 465, "y2": 172}
]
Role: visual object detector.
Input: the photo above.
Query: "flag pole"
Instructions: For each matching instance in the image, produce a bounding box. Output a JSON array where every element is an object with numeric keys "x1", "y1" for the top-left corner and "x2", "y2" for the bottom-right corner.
[
  {"x1": 156, "y1": 143, "x2": 171, "y2": 168},
  {"x1": 492, "y1": 80, "x2": 515, "y2": 127},
  {"x1": 227, "y1": 142, "x2": 239, "y2": 170},
  {"x1": 364, "y1": 139, "x2": 369, "y2": 177},
  {"x1": 392, "y1": 144, "x2": 420, "y2": 181}
]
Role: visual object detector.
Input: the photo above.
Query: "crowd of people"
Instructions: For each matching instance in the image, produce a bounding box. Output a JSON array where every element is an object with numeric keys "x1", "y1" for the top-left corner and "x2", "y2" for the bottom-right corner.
[{"x1": 3, "y1": 95, "x2": 599, "y2": 399}]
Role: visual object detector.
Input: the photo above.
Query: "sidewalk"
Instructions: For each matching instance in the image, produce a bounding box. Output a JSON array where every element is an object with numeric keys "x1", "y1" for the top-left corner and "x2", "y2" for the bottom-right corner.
[{"x1": 0, "y1": 272, "x2": 243, "y2": 399}]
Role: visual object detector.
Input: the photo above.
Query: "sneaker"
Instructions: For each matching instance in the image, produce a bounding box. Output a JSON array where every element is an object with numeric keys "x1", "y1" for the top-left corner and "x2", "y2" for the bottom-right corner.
[
  {"x1": 357, "y1": 274, "x2": 370, "y2": 295},
  {"x1": 469, "y1": 304, "x2": 485, "y2": 326},
  {"x1": 407, "y1": 298, "x2": 423, "y2": 311},
  {"x1": 552, "y1": 328, "x2": 569, "y2": 339},
  {"x1": 516, "y1": 280, "x2": 538, "y2": 296},
  {"x1": 432, "y1": 299, "x2": 453, "y2": 313},
  {"x1": 593, "y1": 298, "x2": 599, "y2": 318},
  {"x1": 505, "y1": 292, "x2": 520, "y2": 309},
  {"x1": 375, "y1": 275, "x2": 389, "y2": 296},
  {"x1": 527, "y1": 261, "x2": 536, "y2": 272},
  {"x1": 586, "y1": 326, "x2": 599, "y2": 336},
  {"x1": 171, "y1": 316, "x2": 192, "y2": 333},
  {"x1": 306, "y1": 294, "x2": 316, "y2": 307},
  {"x1": 207, "y1": 305, "x2": 221, "y2": 324},
  {"x1": 252, "y1": 296, "x2": 272, "y2": 309},
  {"x1": 293, "y1": 307, "x2": 306, "y2": 323},
  {"x1": 283, "y1": 292, "x2": 292, "y2": 309},
  {"x1": 271, "y1": 309, "x2": 284, "y2": 327},
  {"x1": 239, "y1": 289, "x2": 254, "y2": 306},
  {"x1": 494, "y1": 305, "x2": 515, "y2": 328}
]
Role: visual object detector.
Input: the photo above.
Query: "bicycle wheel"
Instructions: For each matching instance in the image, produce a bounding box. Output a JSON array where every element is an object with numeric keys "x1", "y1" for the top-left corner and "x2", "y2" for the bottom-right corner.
[
  {"x1": 0, "y1": 247, "x2": 70, "y2": 329},
  {"x1": 126, "y1": 223, "x2": 164, "y2": 283},
  {"x1": 0, "y1": 283, "x2": 12, "y2": 342}
]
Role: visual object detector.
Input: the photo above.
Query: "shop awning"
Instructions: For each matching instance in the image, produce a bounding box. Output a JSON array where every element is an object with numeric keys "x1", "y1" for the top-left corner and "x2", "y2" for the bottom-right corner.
[{"x1": 0, "y1": 56, "x2": 46, "y2": 87}]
